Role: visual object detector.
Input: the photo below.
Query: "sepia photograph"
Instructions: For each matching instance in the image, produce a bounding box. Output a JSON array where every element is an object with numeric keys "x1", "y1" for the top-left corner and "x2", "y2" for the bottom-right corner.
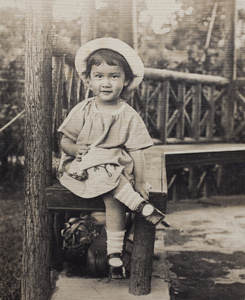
[{"x1": 0, "y1": 0, "x2": 245, "y2": 299}]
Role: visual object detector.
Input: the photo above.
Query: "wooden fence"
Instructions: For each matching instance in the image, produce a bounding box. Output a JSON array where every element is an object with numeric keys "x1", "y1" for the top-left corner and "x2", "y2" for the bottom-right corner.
[
  {"x1": 51, "y1": 37, "x2": 245, "y2": 151},
  {"x1": 2, "y1": 37, "x2": 244, "y2": 150}
]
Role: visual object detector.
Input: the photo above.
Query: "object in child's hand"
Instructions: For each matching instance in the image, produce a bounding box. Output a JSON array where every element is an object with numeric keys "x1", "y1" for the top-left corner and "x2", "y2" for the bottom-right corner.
[
  {"x1": 69, "y1": 170, "x2": 89, "y2": 181},
  {"x1": 68, "y1": 159, "x2": 89, "y2": 181}
]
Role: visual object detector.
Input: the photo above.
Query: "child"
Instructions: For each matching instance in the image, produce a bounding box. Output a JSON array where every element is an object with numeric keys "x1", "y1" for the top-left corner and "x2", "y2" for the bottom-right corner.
[{"x1": 58, "y1": 37, "x2": 165, "y2": 279}]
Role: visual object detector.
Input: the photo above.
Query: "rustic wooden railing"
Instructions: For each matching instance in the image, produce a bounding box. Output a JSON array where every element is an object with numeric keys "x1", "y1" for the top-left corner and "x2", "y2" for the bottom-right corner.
[
  {"x1": 51, "y1": 36, "x2": 245, "y2": 149},
  {"x1": 2, "y1": 36, "x2": 244, "y2": 150},
  {"x1": 132, "y1": 70, "x2": 229, "y2": 144},
  {"x1": 49, "y1": 36, "x2": 245, "y2": 203}
]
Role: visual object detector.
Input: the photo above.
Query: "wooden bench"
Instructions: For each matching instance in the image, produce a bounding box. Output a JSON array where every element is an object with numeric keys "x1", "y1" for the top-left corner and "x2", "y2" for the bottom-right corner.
[
  {"x1": 46, "y1": 149, "x2": 167, "y2": 296},
  {"x1": 153, "y1": 143, "x2": 245, "y2": 200},
  {"x1": 46, "y1": 143, "x2": 245, "y2": 295}
]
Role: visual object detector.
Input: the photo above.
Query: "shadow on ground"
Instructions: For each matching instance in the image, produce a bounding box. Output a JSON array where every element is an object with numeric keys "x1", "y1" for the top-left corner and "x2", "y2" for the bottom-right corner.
[
  {"x1": 164, "y1": 200, "x2": 245, "y2": 300},
  {"x1": 166, "y1": 251, "x2": 245, "y2": 300}
]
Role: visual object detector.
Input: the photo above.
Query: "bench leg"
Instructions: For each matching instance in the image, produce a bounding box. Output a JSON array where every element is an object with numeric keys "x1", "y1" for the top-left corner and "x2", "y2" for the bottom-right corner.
[
  {"x1": 129, "y1": 214, "x2": 155, "y2": 295},
  {"x1": 188, "y1": 166, "x2": 199, "y2": 198},
  {"x1": 129, "y1": 192, "x2": 166, "y2": 295},
  {"x1": 50, "y1": 211, "x2": 65, "y2": 270}
]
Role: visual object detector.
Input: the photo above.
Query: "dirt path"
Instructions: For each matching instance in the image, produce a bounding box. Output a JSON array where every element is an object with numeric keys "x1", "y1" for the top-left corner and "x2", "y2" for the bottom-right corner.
[{"x1": 164, "y1": 198, "x2": 245, "y2": 300}]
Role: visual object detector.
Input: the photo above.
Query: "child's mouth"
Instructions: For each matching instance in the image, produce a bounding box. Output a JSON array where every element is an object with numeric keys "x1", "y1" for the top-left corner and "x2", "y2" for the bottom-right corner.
[{"x1": 101, "y1": 91, "x2": 112, "y2": 94}]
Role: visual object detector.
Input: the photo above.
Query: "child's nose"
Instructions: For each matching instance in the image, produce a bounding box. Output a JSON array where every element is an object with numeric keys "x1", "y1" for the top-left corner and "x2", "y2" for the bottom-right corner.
[{"x1": 102, "y1": 77, "x2": 111, "y2": 87}]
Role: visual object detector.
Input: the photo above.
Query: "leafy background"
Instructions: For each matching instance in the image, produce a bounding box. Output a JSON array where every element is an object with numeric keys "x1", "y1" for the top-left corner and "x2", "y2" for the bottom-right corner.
[
  {"x1": 1, "y1": 0, "x2": 245, "y2": 189},
  {"x1": 0, "y1": 1, "x2": 245, "y2": 299}
]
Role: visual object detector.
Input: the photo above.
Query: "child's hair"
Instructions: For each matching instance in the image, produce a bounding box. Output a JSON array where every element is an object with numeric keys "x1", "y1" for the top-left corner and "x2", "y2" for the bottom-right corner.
[{"x1": 83, "y1": 49, "x2": 135, "y2": 85}]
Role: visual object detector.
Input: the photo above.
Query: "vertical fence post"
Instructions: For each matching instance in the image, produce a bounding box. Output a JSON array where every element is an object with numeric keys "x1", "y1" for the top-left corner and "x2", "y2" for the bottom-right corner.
[
  {"x1": 206, "y1": 85, "x2": 215, "y2": 140},
  {"x1": 22, "y1": 1, "x2": 53, "y2": 299},
  {"x1": 158, "y1": 81, "x2": 169, "y2": 144},
  {"x1": 192, "y1": 84, "x2": 202, "y2": 140},
  {"x1": 177, "y1": 83, "x2": 186, "y2": 140}
]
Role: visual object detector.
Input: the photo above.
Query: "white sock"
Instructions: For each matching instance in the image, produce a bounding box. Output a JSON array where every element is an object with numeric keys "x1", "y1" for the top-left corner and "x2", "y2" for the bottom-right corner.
[
  {"x1": 106, "y1": 229, "x2": 125, "y2": 255},
  {"x1": 114, "y1": 182, "x2": 144, "y2": 211}
]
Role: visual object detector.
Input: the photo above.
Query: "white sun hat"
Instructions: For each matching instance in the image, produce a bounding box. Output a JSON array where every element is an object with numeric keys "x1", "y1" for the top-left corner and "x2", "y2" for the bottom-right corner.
[{"x1": 75, "y1": 37, "x2": 144, "y2": 91}]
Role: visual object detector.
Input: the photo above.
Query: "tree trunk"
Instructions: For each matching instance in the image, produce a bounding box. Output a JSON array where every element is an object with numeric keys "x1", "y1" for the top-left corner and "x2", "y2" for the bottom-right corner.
[{"x1": 22, "y1": 1, "x2": 53, "y2": 299}]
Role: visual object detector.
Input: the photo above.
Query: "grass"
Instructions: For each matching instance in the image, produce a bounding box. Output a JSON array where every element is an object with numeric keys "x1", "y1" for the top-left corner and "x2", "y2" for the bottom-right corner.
[{"x1": 0, "y1": 189, "x2": 24, "y2": 300}]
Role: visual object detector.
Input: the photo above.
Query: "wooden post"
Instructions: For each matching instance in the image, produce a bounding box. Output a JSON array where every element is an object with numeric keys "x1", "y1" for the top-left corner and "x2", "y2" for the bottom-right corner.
[
  {"x1": 222, "y1": 0, "x2": 237, "y2": 140},
  {"x1": 22, "y1": 1, "x2": 53, "y2": 299},
  {"x1": 129, "y1": 215, "x2": 156, "y2": 295},
  {"x1": 118, "y1": 0, "x2": 135, "y2": 48},
  {"x1": 192, "y1": 84, "x2": 201, "y2": 140},
  {"x1": 129, "y1": 192, "x2": 167, "y2": 295},
  {"x1": 129, "y1": 152, "x2": 167, "y2": 295},
  {"x1": 177, "y1": 83, "x2": 186, "y2": 140},
  {"x1": 158, "y1": 81, "x2": 169, "y2": 144},
  {"x1": 80, "y1": 0, "x2": 96, "y2": 45},
  {"x1": 188, "y1": 167, "x2": 199, "y2": 199},
  {"x1": 206, "y1": 85, "x2": 215, "y2": 139}
]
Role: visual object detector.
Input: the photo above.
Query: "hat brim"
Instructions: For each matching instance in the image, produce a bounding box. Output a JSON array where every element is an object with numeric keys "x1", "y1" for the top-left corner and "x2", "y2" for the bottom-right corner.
[{"x1": 75, "y1": 37, "x2": 144, "y2": 91}]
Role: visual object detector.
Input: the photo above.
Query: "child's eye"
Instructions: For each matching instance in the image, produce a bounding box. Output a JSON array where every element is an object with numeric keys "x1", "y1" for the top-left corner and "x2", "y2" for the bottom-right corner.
[
  {"x1": 112, "y1": 74, "x2": 119, "y2": 79},
  {"x1": 95, "y1": 74, "x2": 102, "y2": 78}
]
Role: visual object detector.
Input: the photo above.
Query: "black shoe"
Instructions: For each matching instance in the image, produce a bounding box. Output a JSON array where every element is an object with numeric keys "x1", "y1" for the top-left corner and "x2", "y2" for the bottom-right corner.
[
  {"x1": 136, "y1": 201, "x2": 165, "y2": 226},
  {"x1": 107, "y1": 253, "x2": 126, "y2": 279}
]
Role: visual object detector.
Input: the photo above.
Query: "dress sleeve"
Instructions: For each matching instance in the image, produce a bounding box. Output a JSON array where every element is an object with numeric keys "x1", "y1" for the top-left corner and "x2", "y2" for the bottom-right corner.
[
  {"x1": 58, "y1": 100, "x2": 90, "y2": 142},
  {"x1": 124, "y1": 112, "x2": 154, "y2": 152}
]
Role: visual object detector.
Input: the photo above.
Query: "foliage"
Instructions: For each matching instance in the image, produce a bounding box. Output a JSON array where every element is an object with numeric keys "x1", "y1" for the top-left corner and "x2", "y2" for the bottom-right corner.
[
  {"x1": 0, "y1": 6, "x2": 25, "y2": 189},
  {"x1": 138, "y1": 0, "x2": 245, "y2": 76},
  {"x1": 0, "y1": 7, "x2": 24, "y2": 79},
  {"x1": 0, "y1": 191, "x2": 23, "y2": 300}
]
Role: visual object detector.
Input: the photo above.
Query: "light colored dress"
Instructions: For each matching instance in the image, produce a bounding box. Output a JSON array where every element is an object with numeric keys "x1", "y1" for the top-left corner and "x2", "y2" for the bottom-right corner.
[{"x1": 58, "y1": 97, "x2": 153, "y2": 198}]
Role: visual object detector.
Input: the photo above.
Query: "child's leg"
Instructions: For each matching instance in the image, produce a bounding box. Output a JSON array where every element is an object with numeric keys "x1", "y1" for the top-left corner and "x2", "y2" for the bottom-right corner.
[
  {"x1": 102, "y1": 193, "x2": 126, "y2": 279},
  {"x1": 103, "y1": 193, "x2": 126, "y2": 232},
  {"x1": 110, "y1": 175, "x2": 165, "y2": 226}
]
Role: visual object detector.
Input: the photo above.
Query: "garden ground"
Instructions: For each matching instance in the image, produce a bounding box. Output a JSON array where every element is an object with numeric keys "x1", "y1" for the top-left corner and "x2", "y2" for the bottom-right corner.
[
  {"x1": 1, "y1": 190, "x2": 245, "y2": 300},
  {"x1": 165, "y1": 197, "x2": 245, "y2": 300}
]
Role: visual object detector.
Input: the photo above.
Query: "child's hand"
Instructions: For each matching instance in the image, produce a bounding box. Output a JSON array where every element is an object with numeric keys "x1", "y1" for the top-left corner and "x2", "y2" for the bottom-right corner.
[
  {"x1": 75, "y1": 144, "x2": 90, "y2": 161},
  {"x1": 134, "y1": 182, "x2": 149, "y2": 200}
]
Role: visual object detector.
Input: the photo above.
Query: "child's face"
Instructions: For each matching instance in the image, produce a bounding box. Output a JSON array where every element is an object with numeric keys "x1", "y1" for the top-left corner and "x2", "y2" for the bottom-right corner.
[{"x1": 88, "y1": 61, "x2": 129, "y2": 104}]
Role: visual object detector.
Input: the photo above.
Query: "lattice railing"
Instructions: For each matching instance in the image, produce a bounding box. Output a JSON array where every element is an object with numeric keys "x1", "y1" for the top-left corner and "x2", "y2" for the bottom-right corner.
[
  {"x1": 233, "y1": 78, "x2": 245, "y2": 141},
  {"x1": 129, "y1": 70, "x2": 231, "y2": 144},
  {"x1": 50, "y1": 37, "x2": 245, "y2": 149}
]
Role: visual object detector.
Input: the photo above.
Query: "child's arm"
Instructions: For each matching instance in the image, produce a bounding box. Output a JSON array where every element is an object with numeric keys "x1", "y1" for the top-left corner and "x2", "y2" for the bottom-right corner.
[
  {"x1": 129, "y1": 149, "x2": 149, "y2": 200},
  {"x1": 60, "y1": 135, "x2": 89, "y2": 161}
]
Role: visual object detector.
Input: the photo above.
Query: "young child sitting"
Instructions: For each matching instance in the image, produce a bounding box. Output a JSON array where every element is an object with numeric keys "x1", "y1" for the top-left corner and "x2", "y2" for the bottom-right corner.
[{"x1": 57, "y1": 37, "x2": 166, "y2": 279}]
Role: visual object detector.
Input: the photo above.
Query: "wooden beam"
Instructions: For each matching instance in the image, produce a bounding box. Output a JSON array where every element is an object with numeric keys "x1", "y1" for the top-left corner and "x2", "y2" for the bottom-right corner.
[
  {"x1": 145, "y1": 68, "x2": 229, "y2": 85},
  {"x1": 22, "y1": 1, "x2": 53, "y2": 299},
  {"x1": 49, "y1": 33, "x2": 229, "y2": 85},
  {"x1": 50, "y1": 32, "x2": 78, "y2": 65}
]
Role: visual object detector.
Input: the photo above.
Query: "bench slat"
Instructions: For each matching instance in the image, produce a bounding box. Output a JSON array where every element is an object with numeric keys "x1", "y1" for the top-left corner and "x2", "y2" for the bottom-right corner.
[
  {"x1": 148, "y1": 144, "x2": 245, "y2": 168},
  {"x1": 46, "y1": 182, "x2": 104, "y2": 211},
  {"x1": 46, "y1": 181, "x2": 167, "y2": 212}
]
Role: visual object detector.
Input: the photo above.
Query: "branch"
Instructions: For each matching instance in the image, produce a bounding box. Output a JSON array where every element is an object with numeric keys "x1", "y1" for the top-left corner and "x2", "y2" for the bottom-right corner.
[{"x1": 0, "y1": 110, "x2": 25, "y2": 133}]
